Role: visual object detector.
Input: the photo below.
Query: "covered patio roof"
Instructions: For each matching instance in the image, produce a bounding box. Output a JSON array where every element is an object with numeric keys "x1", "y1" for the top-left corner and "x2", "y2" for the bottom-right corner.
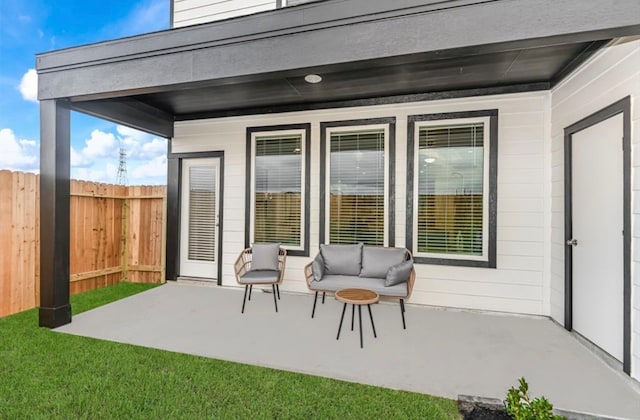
[
  {"x1": 36, "y1": 0, "x2": 640, "y2": 328},
  {"x1": 37, "y1": 0, "x2": 640, "y2": 136}
]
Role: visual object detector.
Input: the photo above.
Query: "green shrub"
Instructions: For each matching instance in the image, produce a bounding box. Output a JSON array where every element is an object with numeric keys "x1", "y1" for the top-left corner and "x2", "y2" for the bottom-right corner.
[{"x1": 504, "y1": 378, "x2": 565, "y2": 420}]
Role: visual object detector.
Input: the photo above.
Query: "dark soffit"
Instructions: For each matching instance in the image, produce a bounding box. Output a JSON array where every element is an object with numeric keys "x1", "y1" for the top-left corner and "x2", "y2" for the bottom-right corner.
[{"x1": 115, "y1": 40, "x2": 605, "y2": 120}]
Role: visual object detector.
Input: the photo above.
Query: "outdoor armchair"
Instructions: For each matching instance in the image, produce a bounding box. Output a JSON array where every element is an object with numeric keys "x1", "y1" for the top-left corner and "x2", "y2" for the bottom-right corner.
[{"x1": 234, "y1": 244, "x2": 287, "y2": 313}]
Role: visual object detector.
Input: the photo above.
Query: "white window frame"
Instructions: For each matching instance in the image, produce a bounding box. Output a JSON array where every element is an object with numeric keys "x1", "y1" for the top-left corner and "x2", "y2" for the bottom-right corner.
[
  {"x1": 324, "y1": 124, "x2": 390, "y2": 246},
  {"x1": 412, "y1": 116, "x2": 491, "y2": 262},
  {"x1": 250, "y1": 128, "x2": 307, "y2": 252}
]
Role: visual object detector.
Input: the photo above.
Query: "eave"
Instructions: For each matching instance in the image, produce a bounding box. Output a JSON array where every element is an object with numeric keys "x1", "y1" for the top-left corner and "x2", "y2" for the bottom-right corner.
[{"x1": 35, "y1": 0, "x2": 640, "y2": 136}]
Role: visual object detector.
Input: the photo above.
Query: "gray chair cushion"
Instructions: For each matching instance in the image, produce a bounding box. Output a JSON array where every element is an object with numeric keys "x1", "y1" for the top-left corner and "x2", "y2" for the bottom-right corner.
[
  {"x1": 320, "y1": 243, "x2": 363, "y2": 276},
  {"x1": 311, "y1": 253, "x2": 325, "y2": 281},
  {"x1": 251, "y1": 243, "x2": 280, "y2": 271},
  {"x1": 240, "y1": 270, "x2": 280, "y2": 284},
  {"x1": 360, "y1": 246, "x2": 407, "y2": 279},
  {"x1": 385, "y1": 260, "x2": 413, "y2": 287},
  {"x1": 308, "y1": 275, "x2": 408, "y2": 297}
]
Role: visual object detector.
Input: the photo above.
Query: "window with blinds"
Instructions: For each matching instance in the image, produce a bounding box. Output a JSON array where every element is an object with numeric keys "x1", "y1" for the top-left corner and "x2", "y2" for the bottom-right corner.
[
  {"x1": 188, "y1": 166, "x2": 216, "y2": 262},
  {"x1": 329, "y1": 129, "x2": 385, "y2": 245},
  {"x1": 254, "y1": 134, "x2": 303, "y2": 247},
  {"x1": 417, "y1": 122, "x2": 485, "y2": 256}
]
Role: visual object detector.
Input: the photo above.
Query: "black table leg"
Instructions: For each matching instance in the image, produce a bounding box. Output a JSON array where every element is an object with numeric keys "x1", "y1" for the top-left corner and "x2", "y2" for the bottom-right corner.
[
  {"x1": 367, "y1": 304, "x2": 377, "y2": 338},
  {"x1": 351, "y1": 304, "x2": 355, "y2": 331},
  {"x1": 336, "y1": 302, "x2": 347, "y2": 340},
  {"x1": 358, "y1": 305, "x2": 363, "y2": 348}
]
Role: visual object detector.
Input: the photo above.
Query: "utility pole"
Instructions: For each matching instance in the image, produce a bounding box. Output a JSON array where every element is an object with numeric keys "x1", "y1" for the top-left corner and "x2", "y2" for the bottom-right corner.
[{"x1": 116, "y1": 147, "x2": 128, "y2": 185}]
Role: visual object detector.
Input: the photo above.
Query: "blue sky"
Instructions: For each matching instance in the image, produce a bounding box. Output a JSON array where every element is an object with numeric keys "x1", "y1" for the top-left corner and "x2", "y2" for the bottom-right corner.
[{"x1": 0, "y1": 0, "x2": 170, "y2": 185}]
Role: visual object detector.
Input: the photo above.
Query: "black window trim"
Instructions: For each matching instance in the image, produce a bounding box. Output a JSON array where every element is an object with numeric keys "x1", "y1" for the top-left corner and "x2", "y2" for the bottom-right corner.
[
  {"x1": 245, "y1": 123, "x2": 311, "y2": 257},
  {"x1": 320, "y1": 117, "x2": 396, "y2": 247},
  {"x1": 406, "y1": 110, "x2": 498, "y2": 268}
]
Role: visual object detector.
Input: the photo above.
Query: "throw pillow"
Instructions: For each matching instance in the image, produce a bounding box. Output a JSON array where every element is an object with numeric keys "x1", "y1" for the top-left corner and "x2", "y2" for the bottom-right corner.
[
  {"x1": 251, "y1": 243, "x2": 280, "y2": 271},
  {"x1": 311, "y1": 253, "x2": 325, "y2": 281},
  {"x1": 385, "y1": 259, "x2": 413, "y2": 287}
]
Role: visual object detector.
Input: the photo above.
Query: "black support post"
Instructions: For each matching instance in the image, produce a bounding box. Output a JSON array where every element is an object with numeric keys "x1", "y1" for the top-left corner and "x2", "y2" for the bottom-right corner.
[{"x1": 39, "y1": 100, "x2": 71, "y2": 328}]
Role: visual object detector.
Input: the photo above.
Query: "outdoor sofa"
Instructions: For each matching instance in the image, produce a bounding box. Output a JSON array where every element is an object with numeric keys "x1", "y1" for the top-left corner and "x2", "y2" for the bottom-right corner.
[{"x1": 304, "y1": 244, "x2": 415, "y2": 328}]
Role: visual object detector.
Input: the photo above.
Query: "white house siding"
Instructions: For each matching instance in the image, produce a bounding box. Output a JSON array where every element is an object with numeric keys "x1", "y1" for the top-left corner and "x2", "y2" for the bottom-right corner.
[
  {"x1": 550, "y1": 38, "x2": 640, "y2": 380},
  {"x1": 173, "y1": 0, "x2": 277, "y2": 28},
  {"x1": 172, "y1": 91, "x2": 550, "y2": 316}
]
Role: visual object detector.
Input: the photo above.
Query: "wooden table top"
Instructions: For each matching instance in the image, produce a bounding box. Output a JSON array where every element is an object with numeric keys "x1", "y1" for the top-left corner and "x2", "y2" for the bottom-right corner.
[{"x1": 335, "y1": 288, "x2": 379, "y2": 305}]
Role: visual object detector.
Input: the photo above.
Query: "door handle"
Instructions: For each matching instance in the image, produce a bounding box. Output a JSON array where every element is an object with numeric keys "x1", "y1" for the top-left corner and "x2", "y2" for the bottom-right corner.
[{"x1": 566, "y1": 238, "x2": 578, "y2": 247}]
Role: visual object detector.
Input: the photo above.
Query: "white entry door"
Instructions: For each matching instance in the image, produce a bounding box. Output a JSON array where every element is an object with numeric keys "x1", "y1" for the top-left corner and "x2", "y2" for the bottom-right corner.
[
  {"x1": 571, "y1": 113, "x2": 624, "y2": 362},
  {"x1": 180, "y1": 158, "x2": 220, "y2": 280}
]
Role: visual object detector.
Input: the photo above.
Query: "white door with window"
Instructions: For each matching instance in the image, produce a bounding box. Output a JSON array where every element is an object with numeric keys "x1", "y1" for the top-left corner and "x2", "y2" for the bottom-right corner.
[
  {"x1": 180, "y1": 158, "x2": 220, "y2": 280},
  {"x1": 571, "y1": 114, "x2": 624, "y2": 362}
]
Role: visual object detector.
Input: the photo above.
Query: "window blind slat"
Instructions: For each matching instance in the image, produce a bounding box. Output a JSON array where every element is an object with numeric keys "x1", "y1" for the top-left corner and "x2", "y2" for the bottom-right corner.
[
  {"x1": 417, "y1": 123, "x2": 484, "y2": 256},
  {"x1": 254, "y1": 134, "x2": 303, "y2": 246},
  {"x1": 329, "y1": 129, "x2": 385, "y2": 245},
  {"x1": 188, "y1": 166, "x2": 216, "y2": 262}
]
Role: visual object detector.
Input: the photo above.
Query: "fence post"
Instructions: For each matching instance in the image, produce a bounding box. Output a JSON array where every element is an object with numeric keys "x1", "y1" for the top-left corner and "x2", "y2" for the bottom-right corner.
[
  {"x1": 121, "y1": 194, "x2": 130, "y2": 282},
  {"x1": 161, "y1": 195, "x2": 167, "y2": 283}
]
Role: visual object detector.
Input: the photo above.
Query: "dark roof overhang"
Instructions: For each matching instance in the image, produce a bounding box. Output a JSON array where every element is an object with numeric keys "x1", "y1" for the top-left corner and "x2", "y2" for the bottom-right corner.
[{"x1": 36, "y1": 0, "x2": 640, "y2": 137}]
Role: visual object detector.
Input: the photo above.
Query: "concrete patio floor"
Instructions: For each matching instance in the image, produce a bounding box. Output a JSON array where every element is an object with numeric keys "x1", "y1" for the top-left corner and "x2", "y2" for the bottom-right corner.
[{"x1": 56, "y1": 282, "x2": 640, "y2": 419}]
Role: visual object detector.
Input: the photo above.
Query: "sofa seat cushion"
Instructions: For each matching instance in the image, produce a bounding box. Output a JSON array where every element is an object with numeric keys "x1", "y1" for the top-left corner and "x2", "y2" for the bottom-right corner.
[
  {"x1": 309, "y1": 275, "x2": 408, "y2": 297},
  {"x1": 360, "y1": 246, "x2": 407, "y2": 278},
  {"x1": 320, "y1": 243, "x2": 363, "y2": 276},
  {"x1": 239, "y1": 270, "x2": 280, "y2": 284}
]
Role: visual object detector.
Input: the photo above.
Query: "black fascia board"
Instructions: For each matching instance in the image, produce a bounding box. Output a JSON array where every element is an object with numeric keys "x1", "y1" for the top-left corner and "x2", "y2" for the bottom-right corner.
[{"x1": 36, "y1": 0, "x2": 640, "y2": 101}]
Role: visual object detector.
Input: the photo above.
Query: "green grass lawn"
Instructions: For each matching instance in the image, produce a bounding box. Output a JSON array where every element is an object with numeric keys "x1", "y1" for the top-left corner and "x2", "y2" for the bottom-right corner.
[{"x1": 0, "y1": 283, "x2": 460, "y2": 419}]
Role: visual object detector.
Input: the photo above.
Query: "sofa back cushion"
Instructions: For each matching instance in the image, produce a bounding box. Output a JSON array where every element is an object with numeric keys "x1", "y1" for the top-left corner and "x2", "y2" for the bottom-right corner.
[
  {"x1": 311, "y1": 253, "x2": 325, "y2": 281},
  {"x1": 320, "y1": 243, "x2": 363, "y2": 276},
  {"x1": 360, "y1": 246, "x2": 407, "y2": 279}
]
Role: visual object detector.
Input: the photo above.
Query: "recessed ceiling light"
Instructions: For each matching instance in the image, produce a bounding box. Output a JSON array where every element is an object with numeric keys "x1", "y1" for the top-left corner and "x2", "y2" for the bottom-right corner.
[{"x1": 304, "y1": 74, "x2": 322, "y2": 84}]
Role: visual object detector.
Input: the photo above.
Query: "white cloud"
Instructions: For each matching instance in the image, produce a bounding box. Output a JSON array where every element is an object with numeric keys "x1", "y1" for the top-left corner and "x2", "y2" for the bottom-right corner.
[
  {"x1": 82, "y1": 129, "x2": 117, "y2": 159},
  {"x1": 70, "y1": 146, "x2": 91, "y2": 168},
  {"x1": 105, "y1": 162, "x2": 118, "y2": 180},
  {"x1": 131, "y1": 155, "x2": 167, "y2": 181},
  {"x1": 19, "y1": 69, "x2": 38, "y2": 102},
  {"x1": 72, "y1": 162, "x2": 118, "y2": 184},
  {"x1": 0, "y1": 128, "x2": 39, "y2": 171},
  {"x1": 116, "y1": 125, "x2": 147, "y2": 141},
  {"x1": 73, "y1": 167, "x2": 108, "y2": 183},
  {"x1": 138, "y1": 138, "x2": 167, "y2": 159},
  {"x1": 114, "y1": 125, "x2": 167, "y2": 160},
  {"x1": 71, "y1": 125, "x2": 167, "y2": 185}
]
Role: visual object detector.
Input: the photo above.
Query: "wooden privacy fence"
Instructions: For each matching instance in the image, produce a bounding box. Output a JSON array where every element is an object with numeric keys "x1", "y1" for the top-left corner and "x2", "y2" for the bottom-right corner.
[{"x1": 0, "y1": 170, "x2": 167, "y2": 317}]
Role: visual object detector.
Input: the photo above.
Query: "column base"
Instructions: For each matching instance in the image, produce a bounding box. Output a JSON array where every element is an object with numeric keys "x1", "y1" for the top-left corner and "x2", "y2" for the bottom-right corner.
[{"x1": 39, "y1": 305, "x2": 72, "y2": 328}]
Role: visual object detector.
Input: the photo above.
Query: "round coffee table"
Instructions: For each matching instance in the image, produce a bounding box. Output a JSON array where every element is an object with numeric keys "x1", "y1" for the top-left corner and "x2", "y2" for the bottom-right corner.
[{"x1": 335, "y1": 288, "x2": 379, "y2": 348}]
